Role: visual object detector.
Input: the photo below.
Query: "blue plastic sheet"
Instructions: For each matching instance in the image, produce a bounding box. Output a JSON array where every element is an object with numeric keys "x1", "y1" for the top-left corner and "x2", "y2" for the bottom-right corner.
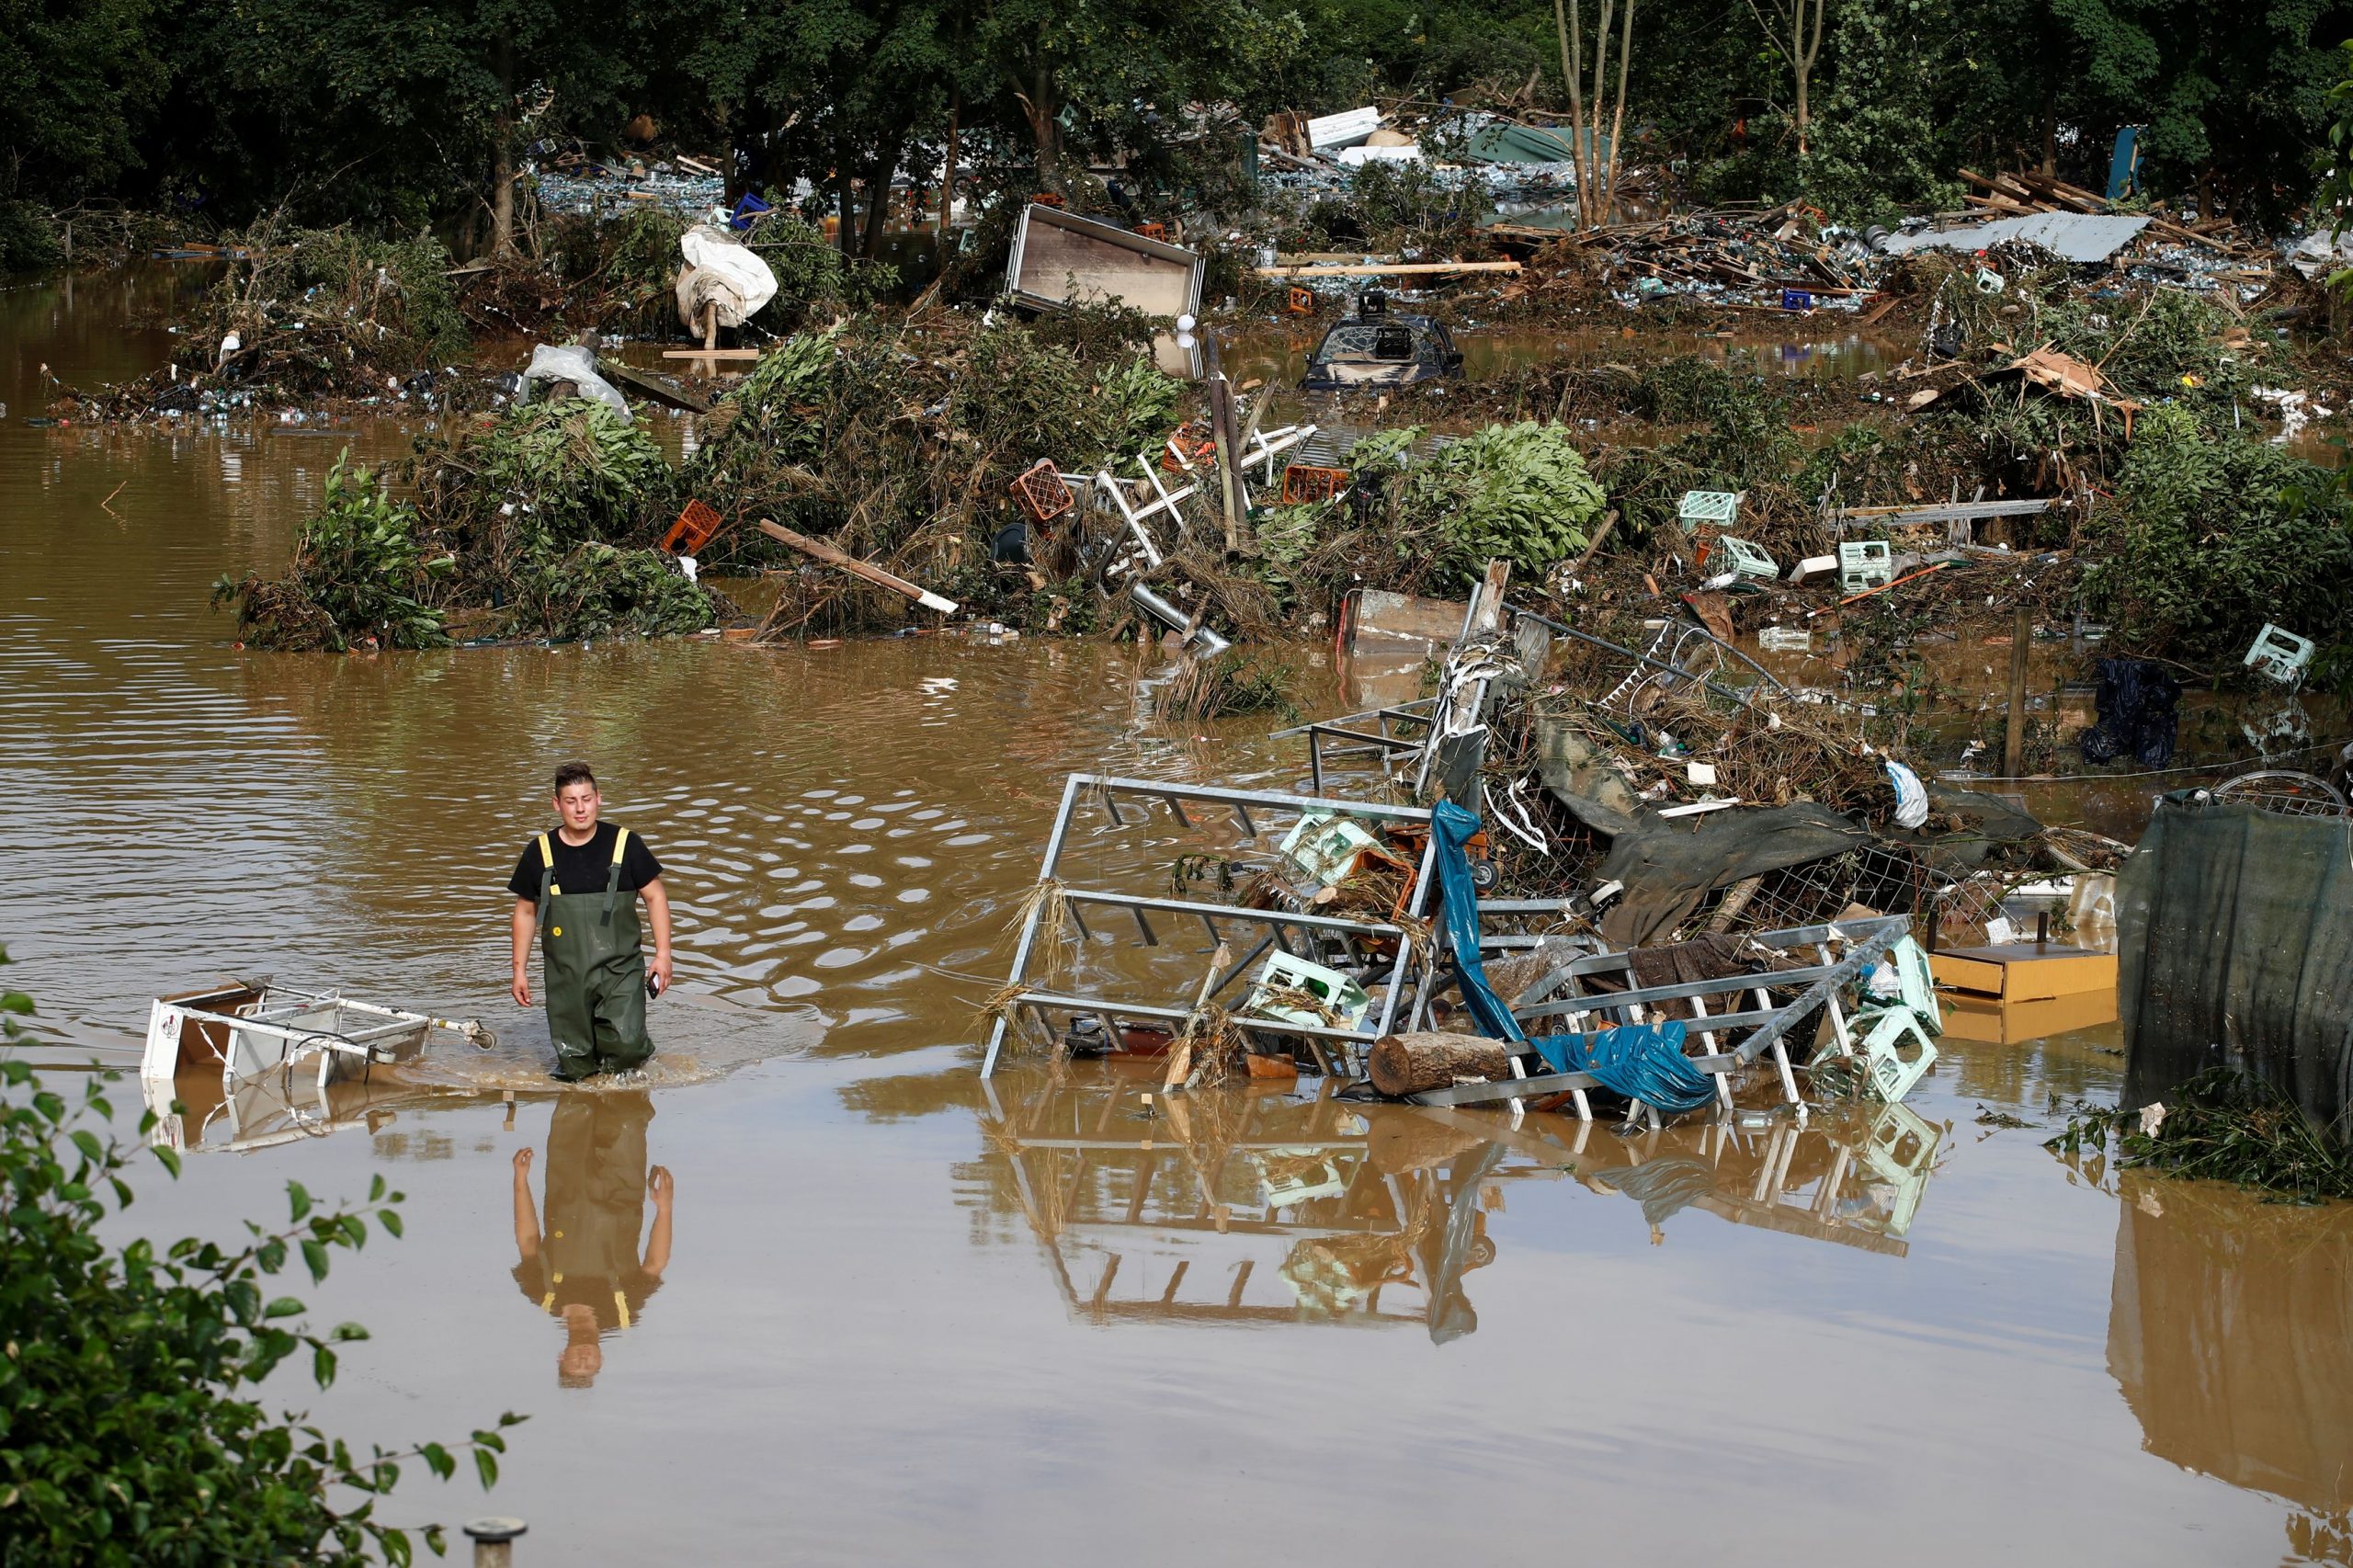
[{"x1": 1433, "y1": 801, "x2": 1719, "y2": 1112}]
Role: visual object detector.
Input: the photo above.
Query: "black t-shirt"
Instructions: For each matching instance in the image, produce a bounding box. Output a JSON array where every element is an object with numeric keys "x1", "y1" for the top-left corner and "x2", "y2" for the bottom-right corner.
[{"x1": 507, "y1": 822, "x2": 663, "y2": 903}]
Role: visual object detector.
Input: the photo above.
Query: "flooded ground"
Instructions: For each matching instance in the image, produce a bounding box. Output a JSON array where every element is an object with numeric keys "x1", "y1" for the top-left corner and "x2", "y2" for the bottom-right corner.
[{"x1": 7, "y1": 271, "x2": 2353, "y2": 1565}]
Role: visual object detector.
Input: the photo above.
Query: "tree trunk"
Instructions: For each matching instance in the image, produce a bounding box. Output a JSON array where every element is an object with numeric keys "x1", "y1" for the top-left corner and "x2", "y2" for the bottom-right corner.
[
  {"x1": 490, "y1": 41, "x2": 517, "y2": 256},
  {"x1": 2040, "y1": 84, "x2": 2058, "y2": 176},
  {"x1": 1554, "y1": 0, "x2": 1588, "y2": 227},
  {"x1": 1368, "y1": 1033, "x2": 1515, "y2": 1097},
  {"x1": 940, "y1": 95, "x2": 960, "y2": 233},
  {"x1": 860, "y1": 138, "x2": 903, "y2": 259},
  {"x1": 1600, "y1": 0, "x2": 1634, "y2": 222},
  {"x1": 835, "y1": 154, "x2": 856, "y2": 258},
  {"x1": 1020, "y1": 60, "x2": 1060, "y2": 190}
]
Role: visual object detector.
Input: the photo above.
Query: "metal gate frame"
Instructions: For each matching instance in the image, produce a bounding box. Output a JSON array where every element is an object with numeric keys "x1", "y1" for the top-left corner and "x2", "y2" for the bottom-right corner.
[{"x1": 980, "y1": 775, "x2": 1441, "y2": 1077}]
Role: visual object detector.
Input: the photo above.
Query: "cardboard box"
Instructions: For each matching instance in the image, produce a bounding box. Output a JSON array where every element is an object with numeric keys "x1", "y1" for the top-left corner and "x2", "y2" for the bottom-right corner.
[
  {"x1": 1929, "y1": 942, "x2": 2117, "y2": 1003},
  {"x1": 1937, "y1": 988, "x2": 2119, "y2": 1044}
]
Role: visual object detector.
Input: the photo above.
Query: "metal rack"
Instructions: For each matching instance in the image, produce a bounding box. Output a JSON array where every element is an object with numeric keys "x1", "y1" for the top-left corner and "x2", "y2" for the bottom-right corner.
[{"x1": 980, "y1": 775, "x2": 1441, "y2": 1078}]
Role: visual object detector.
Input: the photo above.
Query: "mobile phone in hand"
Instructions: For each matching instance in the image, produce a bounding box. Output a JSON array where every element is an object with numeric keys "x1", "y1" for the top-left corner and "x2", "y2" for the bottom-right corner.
[{"x1": 646, "y1": 971, "x2": 665, "y2": 999}]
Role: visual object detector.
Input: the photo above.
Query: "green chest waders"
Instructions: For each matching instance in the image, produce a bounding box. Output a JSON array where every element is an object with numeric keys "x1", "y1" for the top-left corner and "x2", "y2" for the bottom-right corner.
[{"x1": 535, "y1": 828, "x2": 654, "y2": 1080}]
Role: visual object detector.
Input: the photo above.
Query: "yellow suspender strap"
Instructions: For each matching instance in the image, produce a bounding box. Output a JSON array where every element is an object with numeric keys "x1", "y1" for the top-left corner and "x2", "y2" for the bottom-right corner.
[{"x1": 611, "y1": 827, "x2": 629, "y2": 866}]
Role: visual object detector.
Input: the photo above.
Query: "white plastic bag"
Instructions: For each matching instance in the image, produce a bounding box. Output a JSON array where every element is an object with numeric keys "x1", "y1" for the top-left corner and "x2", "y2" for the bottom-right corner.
[
  {"x1": 675, "y1": 222, "x2": 778, "y2": 331},
  {"x1": 1884, "y1": 759, "x2": 1930, "y2": 830},
  {"x1": 518, "y1": 344, "x2": 631, "y2": 423}
]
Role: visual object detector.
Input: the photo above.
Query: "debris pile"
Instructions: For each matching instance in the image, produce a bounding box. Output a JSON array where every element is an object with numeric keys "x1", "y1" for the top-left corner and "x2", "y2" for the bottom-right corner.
[
  {"x1": 53, "y1": 223, "x2": 474, "y2": 421},
  {"x1": 1532, "y1": 205, "x2": 1879, "y2": 309},
  {"x1": 215, "y1": 395, "x2": 721, "y2": 649},
  {"x1": 978, "y1": 562, "x2": 2120, "y2": 1131}
]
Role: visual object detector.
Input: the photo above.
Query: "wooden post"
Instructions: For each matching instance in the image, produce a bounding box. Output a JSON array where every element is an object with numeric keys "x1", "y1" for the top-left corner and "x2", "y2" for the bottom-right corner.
[
  {"x1": 2003, "y1": 607, "x2": 2031, "y2": 778},
  {"x1": 1200, "y1": 330, "x2": 1244, "y2": 552}
]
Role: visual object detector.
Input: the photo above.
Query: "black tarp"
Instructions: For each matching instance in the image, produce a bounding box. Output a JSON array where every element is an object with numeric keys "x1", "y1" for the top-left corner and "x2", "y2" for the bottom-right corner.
[
  {"x1": 2116, "y1": 800, "x2": 2353, "y2": 1129},
  {"x1": 1593, "y1": 803, "x2": 1870, "y2": 947}
]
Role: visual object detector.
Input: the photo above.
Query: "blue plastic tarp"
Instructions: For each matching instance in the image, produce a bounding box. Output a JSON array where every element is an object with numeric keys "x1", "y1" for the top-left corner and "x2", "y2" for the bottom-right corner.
[{"x1": 1431, "y1": 801, "x2": 1719, "y2": 1112}]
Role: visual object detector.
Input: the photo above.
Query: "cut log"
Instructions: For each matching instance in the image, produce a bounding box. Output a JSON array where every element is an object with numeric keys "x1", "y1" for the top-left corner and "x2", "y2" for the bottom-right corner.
[{"x1": 1368, "y1": 1031, "x2": 1514, "y2": 1097}]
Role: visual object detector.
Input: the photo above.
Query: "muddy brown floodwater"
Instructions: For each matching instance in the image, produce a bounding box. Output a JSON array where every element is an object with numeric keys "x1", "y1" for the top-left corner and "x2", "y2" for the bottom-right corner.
[{"x1": 6, "y1": 270, "x2": 2352, "y2": 1567}]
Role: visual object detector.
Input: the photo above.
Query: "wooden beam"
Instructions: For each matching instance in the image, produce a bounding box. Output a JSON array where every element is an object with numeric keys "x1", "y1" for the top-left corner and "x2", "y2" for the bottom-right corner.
[
  {"x1": 1251, "y1": 260, "x2": 1524, "y2": 278},
  {"x1": 756, "y1": 519, "x2": 959, "y2": 614}
]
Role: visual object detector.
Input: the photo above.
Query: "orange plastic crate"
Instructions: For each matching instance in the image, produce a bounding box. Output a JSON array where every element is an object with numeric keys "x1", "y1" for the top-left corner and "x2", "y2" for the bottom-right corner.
[
  {"x1": 1281, "y1": 464, "x2": 1350, "y2": 506},
  {"x1": 1007, "y1": 460, "x2": 1076, "y2": 525},
  {"x1": 661, "y1": 497, "x2": 726, "y2": 554}
]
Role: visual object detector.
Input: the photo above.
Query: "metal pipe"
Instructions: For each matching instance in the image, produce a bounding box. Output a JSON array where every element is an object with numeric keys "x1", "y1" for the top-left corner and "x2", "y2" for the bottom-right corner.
[{"x1": 1128, "y1": 583, "x2": 1231, "y2": 656}]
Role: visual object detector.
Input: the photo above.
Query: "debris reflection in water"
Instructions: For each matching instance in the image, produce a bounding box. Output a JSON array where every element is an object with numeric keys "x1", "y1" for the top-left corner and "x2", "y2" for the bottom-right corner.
[{"x1": 972, "y1": 1066, "x2": 1943, "y2": 1341}]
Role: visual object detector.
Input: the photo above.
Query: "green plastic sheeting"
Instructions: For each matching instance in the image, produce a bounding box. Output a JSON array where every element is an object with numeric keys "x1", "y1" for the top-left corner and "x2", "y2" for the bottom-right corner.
[{"x1": 1466, "y1": 122, "x2": 1603, "y2": 165}]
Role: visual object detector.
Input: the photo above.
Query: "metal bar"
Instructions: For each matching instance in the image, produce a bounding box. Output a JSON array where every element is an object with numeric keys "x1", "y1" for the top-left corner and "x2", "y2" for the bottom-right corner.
[
  {"x1": 1730, "y1": 921, "x2": 1906, "y2": 1065},
  {"x1": 983, "y1": 774, "x2": 1085, "y2": 1076},
  {"x1": 1268, "y1": 699, "x2": 1436, "y2": 741},
  {"x1": 1510, "y1": 606, "x2": 1774, "y2": 703},
  {"x1": 1062, "y1": 888, "x2": 1406, "y2": 938},
  {"x1": 1003, "y1": 990, "x2": 1383, "y2": 1046},
  {"x1": 1088, "y1": 774, "x2": 1431, "y2": 823},
  {"x1": 1516, "y1": 967, "x2": 1840, "y2": 1021}
]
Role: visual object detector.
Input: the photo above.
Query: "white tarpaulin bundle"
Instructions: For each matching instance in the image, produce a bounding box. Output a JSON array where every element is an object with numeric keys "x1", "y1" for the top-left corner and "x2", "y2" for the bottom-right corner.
[{"x1": 675, "y1": 222, "x2": 778, "y2": 333}]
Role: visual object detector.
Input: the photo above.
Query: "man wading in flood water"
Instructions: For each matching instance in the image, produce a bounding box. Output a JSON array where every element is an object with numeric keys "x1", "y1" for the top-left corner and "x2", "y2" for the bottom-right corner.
[{"x1": 508, "y1": 763, "x2": 673, "y2": 1081}]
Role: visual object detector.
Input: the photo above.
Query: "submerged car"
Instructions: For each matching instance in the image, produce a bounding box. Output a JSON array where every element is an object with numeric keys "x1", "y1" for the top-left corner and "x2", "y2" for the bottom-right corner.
[{"x1": 1300, "y1": 311, "x2": 1464, "y2": 391}]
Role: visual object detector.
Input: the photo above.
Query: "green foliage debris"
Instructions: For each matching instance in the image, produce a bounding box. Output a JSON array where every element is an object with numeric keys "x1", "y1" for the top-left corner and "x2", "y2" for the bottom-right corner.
[
  {"x1": 212, "y1": 454, "x2": 451, "y2": 652},
  {"x1": 1355, "y1": 422, "x2": 1605, "y2": 586},
  {"x1": 2050, "y1": 1067, "x2": 2353, "y2": 1203},
  {"x1": 2082, "y1": 405, "x2": 2353, "y2": 661}
]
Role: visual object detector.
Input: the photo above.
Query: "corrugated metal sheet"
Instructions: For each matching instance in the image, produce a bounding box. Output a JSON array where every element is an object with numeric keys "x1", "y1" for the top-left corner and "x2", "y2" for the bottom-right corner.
[{"x1": 1879, "y1": 212, "x2": 2151, "y2": 264}]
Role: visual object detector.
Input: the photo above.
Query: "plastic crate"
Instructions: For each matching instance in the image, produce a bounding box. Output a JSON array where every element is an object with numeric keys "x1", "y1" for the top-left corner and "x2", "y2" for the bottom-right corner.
[
  {"x1": 1678, "y1": 490, "x2": 1739, "y2": 525},
  {"x1": 1241, "y1": 951, "x2": 1372, "y2": 1031},
  {"x1": 1838, "y1": 540, "x2": 1893, "y2": 593},
  {"x1": 1281, "y1": 463, "x2": 1351, "y2": 506},
  {"x1": 660, "y1": 497, "x2": 725, "y2": 555},
  {"x1": 2243, "y1": 622, "x2": 2315, "y2": 686},
  {"x1": 1716, "y1": 536, "x2": 1779, "y2": 582},
  {"x1": 1007, "y1": 459, "x2": 1076, "y2": 525},
  {"x1": 1859, "y1": 1006, "x2": 1938, "y2": 1104}
]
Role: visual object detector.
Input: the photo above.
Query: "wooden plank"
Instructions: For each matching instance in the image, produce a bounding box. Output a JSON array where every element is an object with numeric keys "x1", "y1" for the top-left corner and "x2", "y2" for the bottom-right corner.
[
  {"x1": 600, "y1": 360, "x2": 713, "y2": 415},
  {"x1": 756, "y1": 518, "x2": 959, "y2": 613},
  {"x1": 1251, "y1": 260, "x2": 1524, "y2": 278},
  {"x1": 662, "y1": 347, "x2": 762, "y2": 360}
]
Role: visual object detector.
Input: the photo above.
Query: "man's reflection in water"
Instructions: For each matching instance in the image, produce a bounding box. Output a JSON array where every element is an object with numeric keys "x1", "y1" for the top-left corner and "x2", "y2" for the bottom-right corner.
[{"x1": 510, "y1": 1091, "x2": 673, "y2": 1387}]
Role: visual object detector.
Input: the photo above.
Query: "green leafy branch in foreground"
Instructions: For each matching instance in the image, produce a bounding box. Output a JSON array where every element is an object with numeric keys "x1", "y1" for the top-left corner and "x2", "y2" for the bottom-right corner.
[
  {"x1": 0, "y1": 950, "x2": 523, "y2": 1565},
  {"x1": 2046, "y1": 1066, "x2": 2353, "y2": 1205}
]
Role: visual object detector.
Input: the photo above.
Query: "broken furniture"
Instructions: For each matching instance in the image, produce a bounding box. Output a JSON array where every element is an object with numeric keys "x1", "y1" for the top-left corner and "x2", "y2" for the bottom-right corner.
[
  {"x1": 1006, "y1": 204, "x2": 1203, "y2": 318},
  {"x1": 142, "y1": 982, "x2": 489, "y2": 1109},
  {"x1": 1408, "y1": 913, "x2": 1918, "y2": 1121},
  {"x1": 981, "y1": 777, "x2": 1446, "y2": 1079}
]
